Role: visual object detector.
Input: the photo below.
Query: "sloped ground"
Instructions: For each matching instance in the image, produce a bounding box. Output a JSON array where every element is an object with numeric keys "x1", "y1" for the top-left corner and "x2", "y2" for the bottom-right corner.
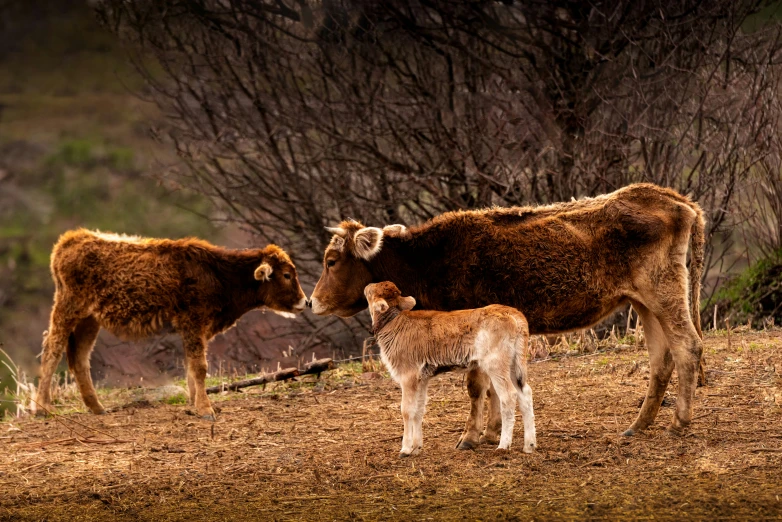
[{"x1": 1, "y1": 330, "x2": 781, "y2": 521}]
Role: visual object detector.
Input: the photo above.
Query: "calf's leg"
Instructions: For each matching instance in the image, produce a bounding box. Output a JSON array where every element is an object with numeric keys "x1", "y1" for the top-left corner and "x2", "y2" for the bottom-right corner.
[
  {"x1": 66, "y1": 316, "x2": 105, "y2": 414},
  {"x1": 517, "y1": 383, "x2": 536, "y2": 453},
  {"x1": 182, "y1": 332, "x2": 215, "y2": 421},
  {"x1": 186, "y1": 368, "x2": 196, "y2": 406},
  {"x1": 488, "y1": 373, "x2": 517, "y2": 450},
  {"x1": 35, "y1": 303, "x2": 78, "y2": 415},
  {"x1": 400, "y1": 376, "x2": 425, "y2": 457}
]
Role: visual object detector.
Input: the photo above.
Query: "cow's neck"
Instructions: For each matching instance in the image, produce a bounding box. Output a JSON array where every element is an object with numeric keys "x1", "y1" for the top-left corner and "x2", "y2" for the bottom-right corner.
[
  {"x1": 215, "y1": 249, "x2": 266, "y2": 316},
  {"x1": 366, "y1": 236, "x2": 437, "y2": 309}
]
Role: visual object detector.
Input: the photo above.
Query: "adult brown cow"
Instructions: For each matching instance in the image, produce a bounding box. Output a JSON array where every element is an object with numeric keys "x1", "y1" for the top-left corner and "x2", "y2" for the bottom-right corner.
[
  {"x1": 310, "y1": 183, "x2": 705, "y2": 444},
  {"x1": 34, "y1": 229, "x2": 307, "y2": 420}
]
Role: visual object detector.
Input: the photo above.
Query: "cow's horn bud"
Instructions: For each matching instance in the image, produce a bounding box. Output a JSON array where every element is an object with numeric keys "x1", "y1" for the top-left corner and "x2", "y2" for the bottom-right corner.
[{"x1": 325, "y1": 226, "x2": 347, "y2": 237}]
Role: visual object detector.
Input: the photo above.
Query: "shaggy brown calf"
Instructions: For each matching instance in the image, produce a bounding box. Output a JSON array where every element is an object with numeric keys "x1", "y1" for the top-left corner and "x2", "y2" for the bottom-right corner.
[
  {"x1": 34, "y1": 229, "x2": 307, "y2": 420},
  {"x1": 366, "y1": 281, "x2": 536, "y2": 456},
  {"x1": 310, "y1": 183, "x2": 705, "y2": 443}
]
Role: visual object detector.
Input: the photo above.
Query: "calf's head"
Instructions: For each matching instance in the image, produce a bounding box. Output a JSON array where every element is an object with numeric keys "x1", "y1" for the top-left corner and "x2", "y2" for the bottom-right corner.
[
  {"x1": 310, "y1": 220, "x2": 407, "y2": 317},
  {"x1": 364, "y1": 282, "x2": 416, "y2": 323},
  {"x1": 256, "y1": 245, "x2": 308, "y2": 317}
]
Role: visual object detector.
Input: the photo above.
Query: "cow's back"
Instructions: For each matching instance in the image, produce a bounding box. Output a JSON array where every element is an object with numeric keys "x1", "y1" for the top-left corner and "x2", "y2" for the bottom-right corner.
[{"x1": 404, "y1": 184, "x2": 697, "y2": 333}]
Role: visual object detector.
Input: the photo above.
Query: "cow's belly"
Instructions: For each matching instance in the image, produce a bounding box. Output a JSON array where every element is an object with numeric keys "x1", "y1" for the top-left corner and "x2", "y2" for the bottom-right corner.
[{"x1": 523, "y1": 295, "x2": 629, "y2": 335}]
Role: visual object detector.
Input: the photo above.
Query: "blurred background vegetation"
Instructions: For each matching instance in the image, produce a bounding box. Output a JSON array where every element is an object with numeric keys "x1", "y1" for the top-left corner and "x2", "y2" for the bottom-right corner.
[{"x1": 0, "y1": 0, "x2": 222, "y2": 415}]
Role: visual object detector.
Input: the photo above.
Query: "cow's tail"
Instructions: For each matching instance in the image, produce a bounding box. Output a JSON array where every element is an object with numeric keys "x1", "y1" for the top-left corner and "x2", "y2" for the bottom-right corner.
[
  {"x1": 689, "y1": 200, "x2": 706, "y2": 386},
  {"x1": 689, "y1": 202, "x2": 705, "y2": 339}
]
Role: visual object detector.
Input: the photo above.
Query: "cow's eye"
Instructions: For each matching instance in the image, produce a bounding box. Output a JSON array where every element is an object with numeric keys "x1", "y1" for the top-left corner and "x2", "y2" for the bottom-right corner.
[
  {"x1": 327, "y1": 259, "x2": 336, "y2": 268},
  {"x1": 284, "y1": 273, "x2": 292, "y2": 280}
]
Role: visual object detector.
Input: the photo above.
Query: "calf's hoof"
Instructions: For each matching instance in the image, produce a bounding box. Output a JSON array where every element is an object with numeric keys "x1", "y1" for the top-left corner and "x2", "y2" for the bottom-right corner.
[
  {"x1": 33, "y1": 407, "x2": 52, "y2": 418},
  {"x1": 622, "y1": 428, "x2": 636, "y2": 437},
  {"x1": 523, "y1": 443, "x2": 536, "y2": 454},
  {"x1": 201, "y1": 414, "x2": 216, "y2": 422},
  {"x1": 665, "y1": 426, "x2": 684, "y2": 437},
  {"x1": 399, "y1": 447, "x2": 421, "y2": 458},
  {"x1": 88, "y1": 404, "x2": 107, "y2": 415}
]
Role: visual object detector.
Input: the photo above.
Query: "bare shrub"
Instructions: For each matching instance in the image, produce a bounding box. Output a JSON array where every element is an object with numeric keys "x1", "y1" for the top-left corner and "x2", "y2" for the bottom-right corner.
[{"x1": 95, "y1": 0, "x2": 782, "y2": 349}]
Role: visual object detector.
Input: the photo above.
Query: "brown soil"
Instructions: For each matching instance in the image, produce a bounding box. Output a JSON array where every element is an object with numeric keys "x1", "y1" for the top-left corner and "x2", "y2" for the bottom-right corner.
[{"x1": 1, "y1": 330, "x2": 781, "y2": 521}]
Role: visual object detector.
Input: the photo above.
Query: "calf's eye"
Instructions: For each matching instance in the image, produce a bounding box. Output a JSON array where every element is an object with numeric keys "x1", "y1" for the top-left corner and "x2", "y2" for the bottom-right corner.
[
  {"x1": 284, "y1": 273, "x2": 292, "y2": 280},
  {"x1": 327, "y1": 259, "x2": 336, "y2": 267}
]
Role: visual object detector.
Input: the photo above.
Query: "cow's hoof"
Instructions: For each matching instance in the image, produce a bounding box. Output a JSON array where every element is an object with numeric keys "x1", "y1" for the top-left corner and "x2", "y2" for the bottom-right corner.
[
  {"x1": 523, "y1": 443, "x2": 536, "y2": 454},
  {"x1": 456, "y1": 438, "x2": 478, "y2": 451},
  {"x1": 201, "y1": 414, "x2": 216, "y2": 422},
  {"x1": 480, "y1": 434, "x2": 499, "y2": 445},
  {"x1": 622, "y1": 428, "x2": 636, "y2": 437}
]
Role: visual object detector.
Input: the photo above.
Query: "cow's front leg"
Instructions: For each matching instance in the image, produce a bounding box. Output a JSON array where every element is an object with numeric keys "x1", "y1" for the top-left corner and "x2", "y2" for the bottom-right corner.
[
  {"x1": 481, "y1": 381, "x2": 502, "y2": 445},
  {"x1": 456, "y1": 366, "x2": 488, "y2": 450},
  {"x1": 183, "y1": 332, "x2": 215, "y2": 421}
]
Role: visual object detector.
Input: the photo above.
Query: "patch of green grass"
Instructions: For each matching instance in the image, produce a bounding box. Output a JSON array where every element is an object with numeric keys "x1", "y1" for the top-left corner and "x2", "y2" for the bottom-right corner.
[{"x1": 163, "y1": 394, "x2": 188, "y2": 405}]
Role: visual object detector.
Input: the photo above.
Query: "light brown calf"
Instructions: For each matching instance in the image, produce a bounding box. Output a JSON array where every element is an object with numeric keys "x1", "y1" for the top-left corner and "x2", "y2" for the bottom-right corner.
[{"x1": 366, "y1": 281, "x2": 536, "y2": 457}]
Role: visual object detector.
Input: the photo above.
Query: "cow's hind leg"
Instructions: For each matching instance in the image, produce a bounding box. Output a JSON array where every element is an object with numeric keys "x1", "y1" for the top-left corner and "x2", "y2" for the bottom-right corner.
[
  {"x1": 624, "y1": 302, "x2": 673, "y2": 436},
  {"x1": 456, "y1": 366, "x2": 488, "y2": 450},
  {"x1": 481, "y1": 381, "x2": 503, "y2": 445},
  {"x1": 665, "y1": 318, "x2": 702, "y2": 434},
  {"x1": 66, "y1": 316, "x2": 105, "y2": 414},
  {"x1": 183, "y1": 332, "x2": 215, "y2": 421},
  {"x1": 35, "y1": 304, "x2": 78, "y2": 415}
]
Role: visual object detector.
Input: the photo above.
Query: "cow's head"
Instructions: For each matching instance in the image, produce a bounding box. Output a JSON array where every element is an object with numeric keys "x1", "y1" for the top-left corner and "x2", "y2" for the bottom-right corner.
[
  {"x1": 257, "y1": 245, "x2": 308, "y2": 318},
  {"x1": 364, "y1": 281, "x2": 416, "y2": 323},
  {"x1": 309, "y1": 220, "x2": 408, "y2": 317}
]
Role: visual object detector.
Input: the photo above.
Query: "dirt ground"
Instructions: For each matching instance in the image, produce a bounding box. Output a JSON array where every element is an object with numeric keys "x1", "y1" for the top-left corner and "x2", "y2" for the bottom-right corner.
[{"x1": 1, "y1": 330, "x2": 781, "y2": 521}]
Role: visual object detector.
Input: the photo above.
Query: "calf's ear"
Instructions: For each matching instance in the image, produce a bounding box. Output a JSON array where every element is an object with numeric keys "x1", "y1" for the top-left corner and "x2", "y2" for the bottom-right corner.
[
  {"x1": 372, "y1": 299, "x2": 389, "y2": 315},
  {"x1": 254, "y1": 263, "x2": 273, "y2": 281},
  {"x1": 353, "y1": 227, "x2": 383, "y2": 260},
  {"x1": 399, "y1": 296, "x2": 416, "y2": 311}
]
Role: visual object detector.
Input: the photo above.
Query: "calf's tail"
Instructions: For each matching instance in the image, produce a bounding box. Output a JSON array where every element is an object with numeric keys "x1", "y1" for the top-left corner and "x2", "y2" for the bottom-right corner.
[{"x1": 511, "y1": 315, "x2": 529, "y2": 391}]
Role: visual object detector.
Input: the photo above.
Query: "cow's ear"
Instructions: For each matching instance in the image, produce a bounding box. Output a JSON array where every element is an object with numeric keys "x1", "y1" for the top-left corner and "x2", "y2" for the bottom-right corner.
[
  {"x1": 353, "y1": 227, "x2": 383, "y2": 260},
  {"x1": 398, "y1": 296, "x2": 416, "y2": 311},
  {"x1": 372, "y1": 298, "x2": 389, "y2": 316},
  {"x1": 254, "y1": 263, "x2": 273, "y2": 281}
]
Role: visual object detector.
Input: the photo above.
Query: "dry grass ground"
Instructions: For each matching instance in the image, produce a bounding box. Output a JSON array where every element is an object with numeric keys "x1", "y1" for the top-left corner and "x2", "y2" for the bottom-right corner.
[{"x1": 1, "y1": 330, "x2": 781, "y2": 521}]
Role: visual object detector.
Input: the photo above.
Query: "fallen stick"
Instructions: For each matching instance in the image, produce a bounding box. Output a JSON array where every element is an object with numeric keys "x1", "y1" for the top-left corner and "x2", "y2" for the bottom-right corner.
[
  {"x1": 300, "y1": 358, "x2": 334, "y2": 377},
  {"x1": 206, "y1": 367, "x2": 298, "y2": 394},
  {"x1": 205, "y1": 358, "x2": 333, "y2": 394}
]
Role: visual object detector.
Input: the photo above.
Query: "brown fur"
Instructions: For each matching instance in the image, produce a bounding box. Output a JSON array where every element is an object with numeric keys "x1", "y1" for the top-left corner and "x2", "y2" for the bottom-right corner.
[
  {"x1": 311, "y1": 183, "x2": 706, "y2": 439},
  {"x1": 365, "y1": 282, "x2": 535, "y2": 456},
  {"x1": 34, "y1": 229, "x2": 307, "y2": 419}
]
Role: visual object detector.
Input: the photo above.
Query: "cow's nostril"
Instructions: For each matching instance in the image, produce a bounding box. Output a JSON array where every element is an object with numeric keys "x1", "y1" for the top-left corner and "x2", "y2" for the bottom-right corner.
[{"x1": 306, "y1": 299, "x2": 312, "y2": 308}]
